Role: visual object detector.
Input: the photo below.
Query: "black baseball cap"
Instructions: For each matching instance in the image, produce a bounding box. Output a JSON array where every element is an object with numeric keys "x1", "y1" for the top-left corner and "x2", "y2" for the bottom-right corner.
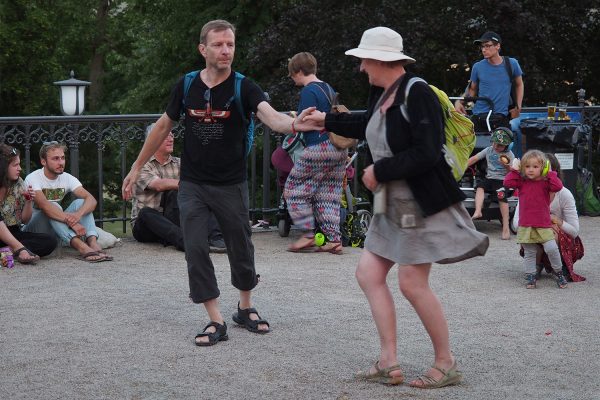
[{"x1": 473, "y1": 31, "x2": 501, "y2": 44}]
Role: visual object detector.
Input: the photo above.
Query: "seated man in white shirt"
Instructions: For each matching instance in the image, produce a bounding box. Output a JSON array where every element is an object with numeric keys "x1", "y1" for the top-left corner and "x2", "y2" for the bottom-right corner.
[{"x1": 24, "y1": 141, "x2": 112, "y2": 262}]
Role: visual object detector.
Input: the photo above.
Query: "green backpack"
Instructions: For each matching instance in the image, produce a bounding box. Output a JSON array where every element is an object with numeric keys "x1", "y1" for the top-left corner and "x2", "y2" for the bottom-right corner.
[
  {"x1": 576, "y1": 168, "x2": 600, "y2": 216},
  {"x1": 400, "y1": 77, "x2": 476, "y2": 181}
]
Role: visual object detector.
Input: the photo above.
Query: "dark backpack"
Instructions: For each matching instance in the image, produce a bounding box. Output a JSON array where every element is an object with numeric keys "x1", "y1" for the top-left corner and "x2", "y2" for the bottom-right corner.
[{"x1": 181, "y1": 71, "x2": 255, "y2": 155}]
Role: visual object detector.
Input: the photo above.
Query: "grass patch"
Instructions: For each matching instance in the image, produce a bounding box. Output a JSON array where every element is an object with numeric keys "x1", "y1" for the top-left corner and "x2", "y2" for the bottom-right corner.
[{"x1": 99, "y1": 220, "x2": 132, "y2": 238}]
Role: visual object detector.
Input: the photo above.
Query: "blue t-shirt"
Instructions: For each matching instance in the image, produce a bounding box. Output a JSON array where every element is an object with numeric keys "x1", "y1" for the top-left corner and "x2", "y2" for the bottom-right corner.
[
  {"x1": 470, "y1": 57, "x2": 523, "y2": 116},
  {"x1": 297, "y1": 81, "x2": 334, "y2": 146}
]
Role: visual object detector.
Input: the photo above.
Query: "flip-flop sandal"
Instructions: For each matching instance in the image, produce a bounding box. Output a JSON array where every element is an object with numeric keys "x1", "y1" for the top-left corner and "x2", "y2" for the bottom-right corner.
[
  {"x1": 287, "y1": 235, "x2": 316, "y2": 253},
  {"x1": 97, "y1": 252, "x2": 114, "y2": 261},
  {"x1": 355, "y1": 361, "x2": 404, "y2": 385},
  {"x1": 316, "y1": 242, "x2": 343, "y2": 255},
  {"x1": 232, "y1": 302, "x2": 270, "y2": 334},
  {"x1": 77, "y1": 251, "x2": 108, "y2": 263},
  {"x1": 195, "y1": 321, "x2": 228, "y2": 346},
  {"x1": 14, "y1": 247, "x2": 40, "y2": 264}
]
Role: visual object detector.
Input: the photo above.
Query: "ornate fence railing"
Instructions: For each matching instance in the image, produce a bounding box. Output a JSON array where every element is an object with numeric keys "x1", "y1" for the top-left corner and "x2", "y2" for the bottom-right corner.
[{"x1": 1, "y1": 104, "x2": 599, "y2": 233}]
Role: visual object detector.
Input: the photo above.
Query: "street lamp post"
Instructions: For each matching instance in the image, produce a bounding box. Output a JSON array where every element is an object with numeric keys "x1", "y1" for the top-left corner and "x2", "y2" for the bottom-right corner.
[
  {"x1": 53, "y1": 70, "x2": 91, "y2": 116},
  {"x1": 53, "y1": 71, "x2": 91, "y2": 179}
]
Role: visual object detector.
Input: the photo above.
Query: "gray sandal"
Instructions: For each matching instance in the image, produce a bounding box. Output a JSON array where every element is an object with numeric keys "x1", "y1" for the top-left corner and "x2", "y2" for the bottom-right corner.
[
  {"x1": 355, "y1": 361, "x2": 404, "y2": 385},
  {"x1": 409, "y1": 361, "x2": 462, "y2": 389}
]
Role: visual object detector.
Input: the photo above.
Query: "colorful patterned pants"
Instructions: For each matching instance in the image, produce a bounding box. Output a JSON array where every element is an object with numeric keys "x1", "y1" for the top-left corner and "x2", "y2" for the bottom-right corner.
[{"x1": 284, "y1": 141, "x2": 347, "y2": 242}]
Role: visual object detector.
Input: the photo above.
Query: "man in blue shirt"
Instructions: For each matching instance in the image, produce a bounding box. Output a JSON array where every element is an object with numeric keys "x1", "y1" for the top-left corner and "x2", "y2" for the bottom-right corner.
[{"x1": 455, "y1": 31, "x2": 525, "y2": 155}]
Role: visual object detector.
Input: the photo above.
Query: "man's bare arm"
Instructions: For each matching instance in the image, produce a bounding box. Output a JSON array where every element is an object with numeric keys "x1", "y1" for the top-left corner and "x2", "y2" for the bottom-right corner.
[
  {"x1": 147, "y1": 178, "x2": 179, "y2": 192},
  {"x1": 122, "y1": 114, "x2": 175, "y2": 199},
  {"x1": 255, "y1": 102, "x2": 315, "y2": 134}
]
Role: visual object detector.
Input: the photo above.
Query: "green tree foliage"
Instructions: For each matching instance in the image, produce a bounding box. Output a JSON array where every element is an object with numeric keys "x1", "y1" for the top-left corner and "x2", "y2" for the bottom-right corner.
[
  {"x1": 0, "y1": 0, "x2": 108, "y2": 115},
  {"x1": 244, "y1": 0, "x2": 600, "y2": 109},
  {"x1": 2, "y1": 0, "x2": 599, "y2": 115},
  {"x1": 101, "y1": 0, "x2": 275, "y2": 114},
  {"x1": 1, "y1": 0, "x2": 599, "y2": 218}
]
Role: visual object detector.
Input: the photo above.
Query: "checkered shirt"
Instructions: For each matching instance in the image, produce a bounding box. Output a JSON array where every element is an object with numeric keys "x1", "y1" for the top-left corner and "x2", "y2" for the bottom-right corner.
[{"x1": 130, "y1": 155, "x2": 180, "y2": 226}]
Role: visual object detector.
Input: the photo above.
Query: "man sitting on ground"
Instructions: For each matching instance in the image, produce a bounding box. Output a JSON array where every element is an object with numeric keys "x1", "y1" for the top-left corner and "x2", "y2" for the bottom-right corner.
[
  {"x1": 24, "y1": 141, "x2": 112, "y2": 262},
  {"x1": 131, "y1": 125, "x2": 226, "y2": 253}
]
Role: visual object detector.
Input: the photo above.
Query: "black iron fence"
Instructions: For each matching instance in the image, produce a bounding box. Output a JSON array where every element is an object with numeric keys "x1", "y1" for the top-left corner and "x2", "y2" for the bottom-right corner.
[{"x1": 2, "y1": 103, "x2": 599, "y2": 233}]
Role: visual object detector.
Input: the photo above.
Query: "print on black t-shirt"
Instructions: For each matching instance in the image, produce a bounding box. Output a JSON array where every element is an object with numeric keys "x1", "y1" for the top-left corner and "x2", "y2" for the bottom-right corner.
[{"x1": 188, "y1": 88, "x2": 233, "y2": 145}]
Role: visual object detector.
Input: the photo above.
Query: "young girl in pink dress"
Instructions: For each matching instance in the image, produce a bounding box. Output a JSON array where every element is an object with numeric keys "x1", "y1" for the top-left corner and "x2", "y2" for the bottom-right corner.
[{"x1": 504, "y1": 149, "x2": 567, "y2": 289}]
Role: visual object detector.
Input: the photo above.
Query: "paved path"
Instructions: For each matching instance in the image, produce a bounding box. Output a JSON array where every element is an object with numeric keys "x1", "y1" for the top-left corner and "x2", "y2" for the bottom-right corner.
[{"x1": 1, "y1": 217, "x2": 599, "y2": 400}]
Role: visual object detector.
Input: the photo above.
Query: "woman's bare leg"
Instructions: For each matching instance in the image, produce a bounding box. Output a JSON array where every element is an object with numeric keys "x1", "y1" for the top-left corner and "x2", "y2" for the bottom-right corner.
[
  {"x1": 398, "y1": 264, "x2": 455, "y2": 385},
  {"x1": 355, "y1": 249, "x2": 402, "y2": 378}
]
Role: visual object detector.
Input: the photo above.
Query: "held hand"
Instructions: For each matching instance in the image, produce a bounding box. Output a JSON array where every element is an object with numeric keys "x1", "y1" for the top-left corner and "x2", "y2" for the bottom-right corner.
[
  {"x1": 294, "y1": 107, "x2": 322, "y2": 132},
  {"x1": 22, "y1": 185, "x2": 35, "y2": 201},
  {"x1": 511, "y1": 158, "x2": 521, "y2": 171},
  {"x1": 122, "y1": 168, "x2": 140, "y2": 200},
  {"x1": 361, "y1": 165, "x2": 378, "y2": 192},
  {"x1": 454, "y1": 100, "x2": 467, "y2": 115},
  {"x1": 71, "y1": 223, "x2": 87, "y2": 237},
  {"x1": 550, "y1": 214, "x2": 562, "y2": 227},
  {"x1": 509, "y1": 107, "x2": 521, "y2": 119},
  {"x1": 499, "y1": 154, "x2": 511, "y2": 167},
  {"x1": 296, "y1": 106, "x2": 315, "y2": 121},
  {"x1": 64, "y1": 213, "x2": 80, "y2": 227}
]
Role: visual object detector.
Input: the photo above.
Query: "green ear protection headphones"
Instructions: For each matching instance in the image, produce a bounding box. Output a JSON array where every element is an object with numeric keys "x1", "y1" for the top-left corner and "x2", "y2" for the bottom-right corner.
[{"x1": 541, "y1": 159, "x2": 550, "y2": 177}]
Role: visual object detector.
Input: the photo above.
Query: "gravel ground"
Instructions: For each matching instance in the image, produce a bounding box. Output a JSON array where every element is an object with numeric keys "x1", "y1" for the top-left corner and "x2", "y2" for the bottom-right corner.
[{"x1": 1, "y1": 217, "x2": 598, "y2": 400}]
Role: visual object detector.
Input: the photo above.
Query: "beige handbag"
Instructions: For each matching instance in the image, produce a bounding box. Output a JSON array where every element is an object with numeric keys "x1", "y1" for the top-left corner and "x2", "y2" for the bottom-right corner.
[{"x1": 313, "y1": 84, "x2": 358, "y2": 150}]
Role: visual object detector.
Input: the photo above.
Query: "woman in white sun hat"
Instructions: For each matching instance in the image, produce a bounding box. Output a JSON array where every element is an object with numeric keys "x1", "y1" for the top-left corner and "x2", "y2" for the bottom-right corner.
[{"x1": 297, "y1": 27, "x2": 488, "y2": 388}]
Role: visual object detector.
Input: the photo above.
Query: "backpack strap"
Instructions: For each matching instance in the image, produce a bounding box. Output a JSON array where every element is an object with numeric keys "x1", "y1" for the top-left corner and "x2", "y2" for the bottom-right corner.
[
  {"x1": 310, "y1": 82, "x2": 337, "y2": 108},
  {"x1": 232, "y1": 71, "x2": 255, "y2": 156},
  {"x1": 233, "y1": 71, "x2": 248, "y2": 125},
  {"x1": 503, "y1": 56, "x2": 517, "y2": 109},
  {"x1": 181, "y1": 70, "x2": 200, "y2": 115},
  {"x1": 399, "y1": 77, "x2": 427, "y2": 123},
  {"x1": 503, "y1": 56, "x2": 514, "y2": 81}
]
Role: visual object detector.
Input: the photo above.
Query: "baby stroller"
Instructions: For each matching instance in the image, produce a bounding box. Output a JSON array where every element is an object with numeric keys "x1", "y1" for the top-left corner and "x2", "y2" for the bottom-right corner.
[
  {"x1": 271, "y1": 141, "x2": 372, "y2": 247},
  {"x1": 457, "y1": 95, "x2": 518, "y2": 233}
]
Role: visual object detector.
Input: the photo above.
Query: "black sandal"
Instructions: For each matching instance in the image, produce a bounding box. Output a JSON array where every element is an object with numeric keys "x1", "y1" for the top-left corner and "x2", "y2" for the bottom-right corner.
[
  {"x1": 14, "y1": 247, "x2": 40, "y2": 264},
  {"x1": 194, "y1": 321, "x2": 228, "y2": 346},
  {"x1": 232, "y1": 303, "x2": 271, "y2": 334}
]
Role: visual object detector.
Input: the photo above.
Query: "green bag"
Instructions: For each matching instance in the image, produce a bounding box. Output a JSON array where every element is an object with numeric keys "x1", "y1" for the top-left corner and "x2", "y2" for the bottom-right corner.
[
  {"x1": 576, "y1": 168, "x2": 600, "y2": 216},
  {"x1": 400, "y1": 77, "x2": 476, "y2": 181}
]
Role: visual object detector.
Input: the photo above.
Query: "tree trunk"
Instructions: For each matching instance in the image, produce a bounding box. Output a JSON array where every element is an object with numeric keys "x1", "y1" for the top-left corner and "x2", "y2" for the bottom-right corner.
[{"x1": 88, "y1": 0, "x2": 111, "y2": 112}]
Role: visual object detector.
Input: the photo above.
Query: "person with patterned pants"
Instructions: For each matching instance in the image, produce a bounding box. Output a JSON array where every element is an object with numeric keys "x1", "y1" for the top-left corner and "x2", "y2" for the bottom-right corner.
[{"x1": 284, "y1": 52, "x2": 347, "y2": 254}]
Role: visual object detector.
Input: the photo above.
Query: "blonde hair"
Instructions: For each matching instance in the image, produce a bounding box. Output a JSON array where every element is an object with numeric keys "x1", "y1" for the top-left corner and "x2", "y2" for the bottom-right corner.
[
  {"x1": 520, "y1": 149, "x2": 547, "y2": 176},
  {"x1": 288, "y1": 52, "x2": 317, "y2": 77}
]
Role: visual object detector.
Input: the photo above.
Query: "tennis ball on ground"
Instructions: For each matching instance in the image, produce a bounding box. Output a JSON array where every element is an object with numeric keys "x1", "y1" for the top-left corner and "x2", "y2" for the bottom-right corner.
[{"x1": 314, "y1": 233, "x2": 326, "y2": 246}]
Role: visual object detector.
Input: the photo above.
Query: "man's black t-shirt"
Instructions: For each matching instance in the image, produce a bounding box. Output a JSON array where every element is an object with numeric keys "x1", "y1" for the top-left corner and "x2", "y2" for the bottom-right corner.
[{"x1": 165, "y1": 71, "x2": 267, "y2": 185}]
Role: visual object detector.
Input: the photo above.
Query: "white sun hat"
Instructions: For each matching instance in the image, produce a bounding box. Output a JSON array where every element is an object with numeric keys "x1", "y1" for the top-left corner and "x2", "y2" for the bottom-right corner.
[{"x1": 345, "y1": 27, "x2": 415, "y2": 64}]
